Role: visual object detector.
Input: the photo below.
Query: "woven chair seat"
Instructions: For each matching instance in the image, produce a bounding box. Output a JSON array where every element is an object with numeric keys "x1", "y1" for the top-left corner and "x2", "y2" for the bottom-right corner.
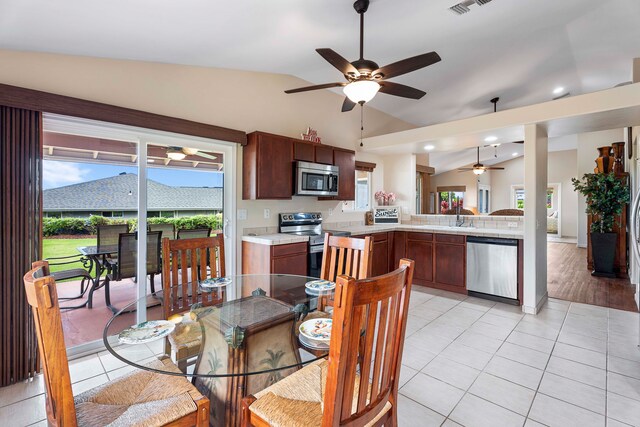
[
  {"x1": 51, "y1": 268, "x2": 92, "y2": 281},
  {"x1": 74, "y1": 358, "x2": 198, "y2": 427},
  {"x1": 167, "y1": 322, "x2": 203, "y2": 351},
  {"x1": 249, "y1": 359, "x2": 391, "y2": 427}
]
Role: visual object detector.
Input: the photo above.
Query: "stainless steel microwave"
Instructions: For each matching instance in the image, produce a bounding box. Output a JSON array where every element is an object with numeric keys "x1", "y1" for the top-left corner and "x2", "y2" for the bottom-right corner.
[{"x1": 295, "y1": 161, "x2": 339, "y2": 196}]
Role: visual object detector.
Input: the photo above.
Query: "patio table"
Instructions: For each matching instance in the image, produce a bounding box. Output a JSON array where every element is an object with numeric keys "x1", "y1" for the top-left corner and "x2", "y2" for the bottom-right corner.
[
  {"x1": 76, "y1": 245, "x2": 117, "y2": 308},
  {"x1": 103, "y1": 274, "x2": 332, "y2": 426}
]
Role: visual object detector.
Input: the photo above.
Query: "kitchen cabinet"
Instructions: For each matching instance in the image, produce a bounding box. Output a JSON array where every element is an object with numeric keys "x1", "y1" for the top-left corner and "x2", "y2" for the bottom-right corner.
[
  {"x1": 314, "y1": 145, "x2": 334, "y2": 164},
  {"x1": 406, "y1": 232, "x2": 434, "y2": 284},
  {"x1": 333, "y1": 148, "x2": 356, "y2": 200},
  {"x1": 370, "y1": 233, "x2": 390, "y2": 277},
  {"x1": 434, "y1": 234, "x2": 466, "y2": 291},
  {"x1": 293, "y1": 140, "x2": 314, "y2": 162},
  {"x1": 243, "y1": 132, "x2": 293, "y2": 200},
  {"x1": 242, "y1": 241, "x2": 308, "y2": 276},
  {"x1": 391, "y1": 231, "x2": 407, "y2": 272}
]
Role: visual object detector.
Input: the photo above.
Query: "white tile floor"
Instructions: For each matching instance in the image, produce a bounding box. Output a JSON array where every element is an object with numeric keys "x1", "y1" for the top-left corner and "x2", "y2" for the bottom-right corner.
[{"x1": 1, "y1": 287, "x2": 639, "y2": 426}]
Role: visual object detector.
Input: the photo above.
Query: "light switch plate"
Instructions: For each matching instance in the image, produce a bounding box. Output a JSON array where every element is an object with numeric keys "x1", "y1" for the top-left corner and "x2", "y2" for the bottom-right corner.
[
  {"x1": 237, "y1": 209, "x2": 247, "y2": 220},
  {"x1": 263, "y1": 209, "x2": 270, "y2": 219},
  {"x1": 328, "y1": 208, "x2": 333, "y2": 216}
]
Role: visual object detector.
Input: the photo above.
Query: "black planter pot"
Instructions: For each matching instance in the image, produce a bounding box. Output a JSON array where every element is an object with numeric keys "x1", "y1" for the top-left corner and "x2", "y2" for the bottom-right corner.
[{"x1": 590, "y1": 232, "x2": 617, "y2": 278}]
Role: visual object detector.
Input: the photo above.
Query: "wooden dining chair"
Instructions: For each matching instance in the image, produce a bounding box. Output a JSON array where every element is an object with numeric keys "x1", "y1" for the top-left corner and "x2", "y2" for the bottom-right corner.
[
  {"x1": 162, "y1": 235, "x2": 226, "y2": 371},
  {"x1": 296, "y1": 233, "x2": 373, "y2": 332},
  {"x1": 23, "y1": 261, "x2": 209, "y2": 427},
  {"x1": 242, "y1": 259, "x2": 415, "y2": 427}
]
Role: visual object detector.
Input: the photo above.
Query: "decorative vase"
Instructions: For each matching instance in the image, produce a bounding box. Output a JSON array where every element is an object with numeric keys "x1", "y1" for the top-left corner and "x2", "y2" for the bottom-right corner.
[
  {"x1": 590, "y1": 232, "x2": 617, "y2": 278},
  {"x1": 594, "y1": 146, "x2": 614, "y2": 174},
  {"x1": 611, "y1": 142, "x2": 625, "y2": 175}
]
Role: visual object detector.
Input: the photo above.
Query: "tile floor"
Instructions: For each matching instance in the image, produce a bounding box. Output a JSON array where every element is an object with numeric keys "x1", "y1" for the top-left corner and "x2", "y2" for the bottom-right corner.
[{"x1": 1, "y1": 287, "x2": 639, "y2": 427}]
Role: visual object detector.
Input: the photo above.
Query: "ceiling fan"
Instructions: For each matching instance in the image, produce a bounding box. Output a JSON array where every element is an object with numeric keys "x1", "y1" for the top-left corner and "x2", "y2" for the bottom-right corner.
[
  {"x1": 458, "y1": 147, "x2": 505, "y2": 175},
  {"x1": 284, "y1": 0, "x2": 441, "y2": 112},
  {"x1": 166, "y1": 146, "x2": 217, "y2": 161}
]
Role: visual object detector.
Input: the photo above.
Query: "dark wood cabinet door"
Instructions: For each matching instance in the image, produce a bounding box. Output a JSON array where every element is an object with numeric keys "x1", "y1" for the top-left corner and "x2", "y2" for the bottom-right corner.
[
  {"x1": 294, "y1": 140, "x2": 314, "y2": 162},
  {"x1": 371, "y1": 237, "x2": 389, "y2": 277},
  {"x1": 434, "y1": 243, "x2": 465, "y2": 287},
  {"x1": 406, "y1": 239, "x2": 433, "y2": 283},
  {"x1": 314, "y1": 145, "x2": 334, "y2": 164},
  {"x1": 271, "y1": 253, "x2": 308, "y2": 276},
  {"x1": 392, "y1": 231, "x2": 407, "y2": 271},
  {"x1": 256, "y1": 133, "x2": 293, "y2": 199},
  {"x1": 333, "y1": 148, "x2": 355, "y2": 200}
]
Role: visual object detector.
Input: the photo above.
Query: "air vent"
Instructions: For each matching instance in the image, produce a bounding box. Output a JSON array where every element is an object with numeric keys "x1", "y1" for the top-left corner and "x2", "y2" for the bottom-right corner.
[{"x1": 450, "y1": 0, "x2": 493, "y2": 15}]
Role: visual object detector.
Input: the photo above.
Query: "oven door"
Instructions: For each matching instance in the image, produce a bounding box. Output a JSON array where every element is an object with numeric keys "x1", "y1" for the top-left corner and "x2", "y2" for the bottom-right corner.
[{"x1": 308, "y1": 244, "x2": 323, "y2": 278}]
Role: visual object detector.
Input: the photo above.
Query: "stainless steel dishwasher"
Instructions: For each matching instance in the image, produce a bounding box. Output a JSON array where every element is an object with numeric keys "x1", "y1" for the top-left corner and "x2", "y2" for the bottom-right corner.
[{"x1": 466, "y1": 236, "x2": 519, "y2": 304}]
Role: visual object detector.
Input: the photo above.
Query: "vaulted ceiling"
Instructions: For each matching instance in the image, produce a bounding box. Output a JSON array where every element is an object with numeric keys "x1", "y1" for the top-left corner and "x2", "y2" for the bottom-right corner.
[{"x1": 1, "y1": 0, "x2": 639, "y2": 127}]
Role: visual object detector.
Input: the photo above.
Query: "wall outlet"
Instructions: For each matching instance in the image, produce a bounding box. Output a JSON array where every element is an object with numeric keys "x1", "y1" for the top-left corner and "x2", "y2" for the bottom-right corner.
[
  {"x1": 328, "y1": 208, "x2": 333, "y2": 216},
  {"x1": 508, "y1": 222, "x2": 519, "y2": 228},
  {"x1": 263, "y1": 208, "x2": 270, "y2": 219},
  {"x1": 237, "y1": 209, "x2": 247, "y2": 220}
]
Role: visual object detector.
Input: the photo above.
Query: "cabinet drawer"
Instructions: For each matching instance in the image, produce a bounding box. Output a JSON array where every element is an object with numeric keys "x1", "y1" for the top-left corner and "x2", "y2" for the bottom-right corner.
[
  {"x1": 407, "y1": 232, "x2": 433, "y2": 242},
  {"x1": 370, "y1": 232, "x2": 388, "y2": 242},
  {"x1": 271, "y1": 242, "x2": 308, "y2": 257},
  {"x1": 272, "y1": 253, "x2": 308, "y2": 275},
  {"x1": 435, "y1": 234, "x2": 465, "y2": 244}
]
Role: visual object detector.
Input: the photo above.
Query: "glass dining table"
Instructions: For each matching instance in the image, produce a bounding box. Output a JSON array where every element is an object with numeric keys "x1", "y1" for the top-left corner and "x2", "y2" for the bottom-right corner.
[{"x1": 103, "y1": 274, "x2": 333, "y2": 426}]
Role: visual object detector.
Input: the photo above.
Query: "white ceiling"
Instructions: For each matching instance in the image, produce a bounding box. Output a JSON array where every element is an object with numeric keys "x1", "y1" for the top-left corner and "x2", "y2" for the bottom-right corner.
[{"x1": 1, "y1": 0, "x2": 639, "y2": 127}]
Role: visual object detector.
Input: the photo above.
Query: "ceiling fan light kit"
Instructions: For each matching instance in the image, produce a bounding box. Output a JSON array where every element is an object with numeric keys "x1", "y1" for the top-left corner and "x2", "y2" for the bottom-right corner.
[
  {"x1": 166, "y1": 146, "x2": 187, "y2": 161},
  {"x1": 285, "y1": 0, "x2": 441, "y2": 112},
  {"x1": 449, "y1": 0, "x2": 493, "y2": 15}
]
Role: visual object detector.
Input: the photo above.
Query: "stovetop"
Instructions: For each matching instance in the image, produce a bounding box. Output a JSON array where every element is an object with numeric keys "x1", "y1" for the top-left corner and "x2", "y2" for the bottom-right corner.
[{"x1": 279, "y1": 212, "x2": 350, "y2": 245}]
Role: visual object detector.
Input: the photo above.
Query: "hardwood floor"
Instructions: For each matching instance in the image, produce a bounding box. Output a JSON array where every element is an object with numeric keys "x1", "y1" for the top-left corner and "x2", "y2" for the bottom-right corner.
[{"x1": 547, "y1": 242, "x2": 638, "y2": 312}]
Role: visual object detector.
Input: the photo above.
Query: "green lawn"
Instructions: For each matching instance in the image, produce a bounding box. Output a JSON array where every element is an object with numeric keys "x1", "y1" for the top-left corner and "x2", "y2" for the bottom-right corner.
[{"x1": 43, "y1": 237, "x2": 96, "y2": 275}]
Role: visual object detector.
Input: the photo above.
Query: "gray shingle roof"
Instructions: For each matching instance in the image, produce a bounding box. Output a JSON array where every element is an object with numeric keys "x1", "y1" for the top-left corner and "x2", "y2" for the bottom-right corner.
[{"x1": 43, "y1": 173, "x2": 222, "y2": 211}]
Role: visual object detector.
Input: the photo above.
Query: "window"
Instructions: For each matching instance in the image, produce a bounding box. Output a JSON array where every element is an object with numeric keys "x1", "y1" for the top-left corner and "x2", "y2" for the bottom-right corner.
[
  {"x1": 101, "y1": 211, "x2": 124, "y2": 218},
  {"x1": 45, "y1": 212, "x2": 61, "y2": 218},
  {"x1": 354, "y1": 170, "x2": 371, "y2": 210},
  {"x1": 438, "y1": 191, "x2": 464, "y2": 213}
]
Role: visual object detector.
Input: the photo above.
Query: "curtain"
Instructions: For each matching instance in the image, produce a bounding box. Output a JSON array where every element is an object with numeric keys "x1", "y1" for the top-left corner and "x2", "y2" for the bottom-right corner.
[{"x1": 0, "y1": 106, "x2": 42, "y2": 386}]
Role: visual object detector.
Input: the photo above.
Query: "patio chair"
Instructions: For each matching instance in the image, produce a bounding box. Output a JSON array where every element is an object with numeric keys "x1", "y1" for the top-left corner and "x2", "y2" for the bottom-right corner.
[
  {"x1": 43, "y1": 254, "x2": 94, "y2": 310},
  {"x1": 97, "y1": 224, "x2": 129, "y2": 273},
  {"x1": 149, "y1": 222, "x2": 176, "y2": 240},
  {"x1": 162, "y1": 235, "x2": 225, "y2": 372},
  {"x1": 177, "y1": 228, "x2": 211, "y2": 240},
  {"x1": 103, "y1": 231, "x2": 162, "y2": 313},
  {"x1": 23, "y1": 261, "x2": 209, "y2": 427},
  {"x1": 295, "y1": 233, "x2": 373, "y2": 332},
  {"x1": 242, "y1": 259, "x2": 415, "y2": 427}
]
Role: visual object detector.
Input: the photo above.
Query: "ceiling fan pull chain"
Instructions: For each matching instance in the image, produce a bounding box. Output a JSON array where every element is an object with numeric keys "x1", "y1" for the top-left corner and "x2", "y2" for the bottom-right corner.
[{"x1": 360, "y1": 104, "x2": 364, "y2": 147}]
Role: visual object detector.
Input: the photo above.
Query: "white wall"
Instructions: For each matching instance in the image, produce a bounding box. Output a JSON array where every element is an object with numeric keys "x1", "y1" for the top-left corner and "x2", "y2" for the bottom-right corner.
[
  {"x1": 576, "y1": 129, "x2": 625, "y2": 247},
  {"x1": 490, "y1": 150, "x2": 579, "y2": 238},
  {"x1": 382, "y1": 153, "x2": 416, "y2": 215}
]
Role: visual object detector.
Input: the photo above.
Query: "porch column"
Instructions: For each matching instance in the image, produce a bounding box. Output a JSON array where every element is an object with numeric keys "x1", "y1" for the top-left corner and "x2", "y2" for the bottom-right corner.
[{"x1": 523, "y1": 124, "x2": 548, "y2": 314}]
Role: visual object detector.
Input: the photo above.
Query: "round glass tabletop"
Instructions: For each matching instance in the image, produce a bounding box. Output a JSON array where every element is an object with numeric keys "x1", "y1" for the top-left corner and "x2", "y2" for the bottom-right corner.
[{"x1": 103, "y1": 274, "x2": 333, "y2": 378}]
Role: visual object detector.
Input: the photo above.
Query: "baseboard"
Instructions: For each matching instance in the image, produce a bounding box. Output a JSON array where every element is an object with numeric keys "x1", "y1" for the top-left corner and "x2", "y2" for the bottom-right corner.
[{"x1": 522, "y1": 292, "x2": 549, "y2": 315}]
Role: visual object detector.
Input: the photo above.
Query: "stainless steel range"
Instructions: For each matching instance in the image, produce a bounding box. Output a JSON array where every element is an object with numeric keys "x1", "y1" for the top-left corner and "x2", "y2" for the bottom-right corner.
[{"x1": 279, "y1": 212, "x2": 351, "y2": 277}]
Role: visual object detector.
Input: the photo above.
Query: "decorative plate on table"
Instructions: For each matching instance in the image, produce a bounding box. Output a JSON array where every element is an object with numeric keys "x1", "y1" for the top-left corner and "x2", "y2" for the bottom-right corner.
[
  {"x1": 305, "y1": 279, "x2": 335, "y2": 292},
  {"x1": 118, "y1": 320, "x2": 175, "y2": 345},
  {"x1": 299, "y1": 318, "x2": 333, "y2": 343},
  {"x1": 299, "y1": 333, "x2": 330, "y2": 351},
  {"x1": 200, "y1": 277, "x2": 232, "y2": 289}
]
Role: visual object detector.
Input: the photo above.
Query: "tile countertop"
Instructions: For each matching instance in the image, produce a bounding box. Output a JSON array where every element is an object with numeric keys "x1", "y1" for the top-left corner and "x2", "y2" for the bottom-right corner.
[
  {"x1": 242, "y1": 225, "x2": 523, "y2": 246},
  {"x1": 325, "y1": 224, "x2": 523, "y2": 239}
]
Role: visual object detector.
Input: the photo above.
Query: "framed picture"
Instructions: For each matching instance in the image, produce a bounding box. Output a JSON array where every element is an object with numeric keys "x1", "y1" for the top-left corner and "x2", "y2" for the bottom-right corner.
[{"x1": 373, "y1": 207, "x2": 400, "y2": 224}]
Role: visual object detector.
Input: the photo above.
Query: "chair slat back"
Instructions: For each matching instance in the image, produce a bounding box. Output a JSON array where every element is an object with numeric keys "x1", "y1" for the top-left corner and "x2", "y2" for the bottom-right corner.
[
  {"x1": 162, "y1": 236, "x2": 226, "y2": 319},
  {"x1": 318, "y1": 234, "x2": 373, "y2": 311},
  {"x1": 115, "y1": 231, "x2": 162, "y2": 279},
  {"x1": 322, "y1": 259, "x2": 415, "y2": 427},
  {"x1": 177, "y1": 228, "x2": 212, "y2": 240},
  {"x1": 23, "y1": 261, "x2": 77, "y2": 426},
  {"x1": 149, "y1": 223, "x2": 176, "y2": 240},
  {"x1": 97, "y1": 224, "x2": 128, "y2": 252}
]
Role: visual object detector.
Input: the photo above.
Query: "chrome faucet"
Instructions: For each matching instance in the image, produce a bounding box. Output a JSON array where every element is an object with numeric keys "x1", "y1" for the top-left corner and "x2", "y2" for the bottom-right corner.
[{"x1": 455, "y1": 202, "x2": 465, "y2": 227}]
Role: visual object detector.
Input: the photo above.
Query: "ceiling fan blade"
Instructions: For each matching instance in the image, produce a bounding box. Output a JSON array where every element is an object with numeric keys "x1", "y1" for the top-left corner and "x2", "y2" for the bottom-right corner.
[
  {"x1": 316, "y1": 48, "x2": 359, "y2": 76},
  {"x1": 373, "y1": 51, "x2": 441, "y2": 80},
  {"x1": 195, "y1": 152, "x2": 218, "y2": 161},
  {"x1": 511, "y1": 140, "x2": 524, "y2": 144},
  {"x1": 457, "y1": 168, "x2": 474, "y2": 171},
  {"x1": 341, "y1": 97, "x2": 357, "y2": 112},
  {"x1": 486, "y1": 167, "x2": 505, "y2": 170},
  {"x1": 379, "y1": 81, "x2": 426, "y2": 100},
  {"x1": 285, "y1": 82, "x2": 346, "y2": 94}
]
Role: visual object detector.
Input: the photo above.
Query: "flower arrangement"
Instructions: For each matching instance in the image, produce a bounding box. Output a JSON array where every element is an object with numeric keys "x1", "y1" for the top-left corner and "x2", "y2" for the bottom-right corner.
[{"x1": 375, "y1": 191, "x2": 396, "y2": 206}]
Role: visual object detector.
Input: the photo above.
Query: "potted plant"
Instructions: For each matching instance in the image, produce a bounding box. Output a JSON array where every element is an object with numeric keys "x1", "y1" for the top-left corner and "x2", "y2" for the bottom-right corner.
[{"x1": 572, "y1": 172, "x2": 629, "y2": 277}]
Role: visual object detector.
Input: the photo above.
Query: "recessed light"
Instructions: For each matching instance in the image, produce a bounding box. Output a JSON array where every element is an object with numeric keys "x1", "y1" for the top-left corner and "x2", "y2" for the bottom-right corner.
[
  {"x1": 553, "y1": 86, "x2": 565, "y2": 95},
  {"x1": 484, "y1": 136, "x2": 498, "y2": 143},
  {"x1": 424, "y1": 145, "x2": 435, "y2": 151},
  {"x1": 512, "y1": 152, "x2": 518, "y2": 156}
]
